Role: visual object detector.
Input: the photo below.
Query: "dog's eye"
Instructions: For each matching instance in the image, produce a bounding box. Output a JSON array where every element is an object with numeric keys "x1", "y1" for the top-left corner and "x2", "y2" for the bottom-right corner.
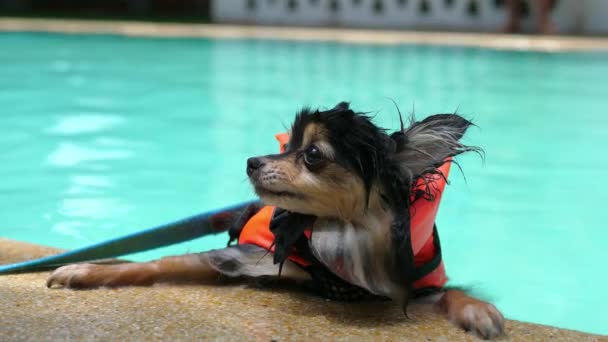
[{"x1": 303, "y1": 145, "x2": 324, "y2": 170}]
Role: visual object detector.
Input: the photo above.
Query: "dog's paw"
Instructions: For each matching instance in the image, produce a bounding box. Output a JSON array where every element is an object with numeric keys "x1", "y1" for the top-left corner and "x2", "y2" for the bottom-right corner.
[
  {"x1": 450, "y1": 300, "x2": 505, "y2": 339},
  {"x1": 47, "y1": 263, "x2": 112, "y2": 289}
]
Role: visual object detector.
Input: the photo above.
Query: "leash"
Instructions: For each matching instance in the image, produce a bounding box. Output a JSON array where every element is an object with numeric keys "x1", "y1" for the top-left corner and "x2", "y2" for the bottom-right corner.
[{"x1": 0, "y1": 200, "x2": 261, "y2": 275}]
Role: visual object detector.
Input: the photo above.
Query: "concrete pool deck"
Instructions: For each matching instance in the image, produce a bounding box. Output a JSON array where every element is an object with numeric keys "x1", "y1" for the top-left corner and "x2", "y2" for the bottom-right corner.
[
  {"x1": 1, "y1": 238, "x2": 605, "y2": 341},
  {"x1": 2, "y1": 17, "x2": 608, "y2": 52}
]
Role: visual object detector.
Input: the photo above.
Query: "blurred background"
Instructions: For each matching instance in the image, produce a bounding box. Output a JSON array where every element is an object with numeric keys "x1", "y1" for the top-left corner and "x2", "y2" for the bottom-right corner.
[
  {"x1": 1, "y1": 0, "x2": 608, "y2": 34},
  {"x1": 1, "y1": 0, "x2": 607, "y2": 336}
]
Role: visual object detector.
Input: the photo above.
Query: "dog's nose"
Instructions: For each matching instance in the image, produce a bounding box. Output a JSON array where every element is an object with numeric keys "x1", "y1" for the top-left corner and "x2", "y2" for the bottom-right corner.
[{"x1": 247, "y1": 157, "x2": 265, "y2": 176}]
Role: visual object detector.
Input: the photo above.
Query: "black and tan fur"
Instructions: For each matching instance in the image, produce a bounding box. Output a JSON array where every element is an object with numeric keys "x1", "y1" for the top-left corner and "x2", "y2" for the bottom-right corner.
[{"x1": 47, "y1": 102, "x2": 504, "y2": 339}]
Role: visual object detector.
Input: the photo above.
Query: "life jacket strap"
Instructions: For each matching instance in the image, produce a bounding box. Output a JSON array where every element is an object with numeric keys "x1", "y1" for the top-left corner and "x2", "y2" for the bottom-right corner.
[{"x1": 412, "y1": 224, "x2": 442, "y2": 281}]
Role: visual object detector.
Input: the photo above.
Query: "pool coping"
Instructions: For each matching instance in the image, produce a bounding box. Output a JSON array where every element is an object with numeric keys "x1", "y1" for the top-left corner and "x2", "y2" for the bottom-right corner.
[
  {"x1": 1, "y1": 238, "x2": 606, "y2": 341},
  {"x1": 2, "y1": 17, "x2": 608, "y2": 52}
]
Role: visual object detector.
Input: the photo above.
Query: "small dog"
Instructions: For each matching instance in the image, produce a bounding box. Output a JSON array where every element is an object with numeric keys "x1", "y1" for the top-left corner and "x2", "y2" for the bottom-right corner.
[{"x1": 47, "y1": 102, "x2": 504, "y2": 339}]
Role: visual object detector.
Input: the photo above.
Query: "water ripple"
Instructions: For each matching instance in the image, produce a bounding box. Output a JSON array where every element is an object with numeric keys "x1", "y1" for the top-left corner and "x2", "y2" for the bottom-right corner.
[
  {"x1": 47, "y1": 114, "x2": 125, "y2": 135},
  {"x1": 46, "y1": 142, "x2": 131, "y2": 167}
]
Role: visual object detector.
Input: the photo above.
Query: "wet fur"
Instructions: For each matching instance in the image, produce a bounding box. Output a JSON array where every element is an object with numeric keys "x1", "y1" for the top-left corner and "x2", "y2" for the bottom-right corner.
[
  {"x1": 47, "y1": 102, "x2": 504, "y2": 339},
  {"x1": 249, "y1": 102, "x2": 479, "y2": 306}
]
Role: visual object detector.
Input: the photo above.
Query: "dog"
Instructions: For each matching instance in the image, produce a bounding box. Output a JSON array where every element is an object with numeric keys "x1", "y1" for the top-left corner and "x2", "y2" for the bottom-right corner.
[{"x1": 46, "y1": 102, "x2": 505, "y2": 339}]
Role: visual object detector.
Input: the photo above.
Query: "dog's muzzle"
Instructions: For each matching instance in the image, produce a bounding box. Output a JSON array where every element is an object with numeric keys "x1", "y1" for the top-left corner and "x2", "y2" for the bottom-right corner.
[{"x1": 246, "y1": 157, "x2": 265, "y2": 177}]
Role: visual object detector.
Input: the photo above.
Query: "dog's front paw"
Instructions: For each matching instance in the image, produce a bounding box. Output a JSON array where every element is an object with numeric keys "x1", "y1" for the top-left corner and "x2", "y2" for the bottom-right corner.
[
  {"x1": 455, "y1": 301, "x2": 504, "y2": 339},
  {"x1": 440, "y1": 290, "x2": 505, "y2": 339},
  {"x1": 47, "y1": 263, "x2": 112, "y2": 289},
  {"x1": 448, "y1": 300, "x2": 505, "y2": 339}
]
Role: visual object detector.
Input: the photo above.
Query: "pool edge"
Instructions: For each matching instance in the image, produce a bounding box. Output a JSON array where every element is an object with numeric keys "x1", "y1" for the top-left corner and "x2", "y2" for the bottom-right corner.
[
  {"x1": 1, "y1": 238, "x2": 605, "y2": 341},
  {"x1": 1, "y1": 17, "x2": 608, "y2": 52}
]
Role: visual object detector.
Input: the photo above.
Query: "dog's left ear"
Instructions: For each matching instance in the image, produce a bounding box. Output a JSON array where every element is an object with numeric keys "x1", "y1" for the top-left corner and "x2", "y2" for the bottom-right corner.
[
  {"x1": 392, "y1": 114, "x2": 479, "y2": 177},
  {"x1": 332, "y1": 101, "x2": 350, "y2": 111}
]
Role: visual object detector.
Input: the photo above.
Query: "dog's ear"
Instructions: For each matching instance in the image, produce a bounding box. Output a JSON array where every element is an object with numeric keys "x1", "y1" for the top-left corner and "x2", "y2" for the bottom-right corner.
[
  {"x1": 392, "y1": 114, "x2": 479, "y2": 177},
  {"x1": 332, "y1": 101, "x2": 350, "y2": 111}
]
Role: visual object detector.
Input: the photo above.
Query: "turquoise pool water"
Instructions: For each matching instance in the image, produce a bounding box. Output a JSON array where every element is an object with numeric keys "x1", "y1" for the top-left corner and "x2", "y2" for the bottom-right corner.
[{"x1": 1, "y1": 32, "x2": 607, "y2": 335}]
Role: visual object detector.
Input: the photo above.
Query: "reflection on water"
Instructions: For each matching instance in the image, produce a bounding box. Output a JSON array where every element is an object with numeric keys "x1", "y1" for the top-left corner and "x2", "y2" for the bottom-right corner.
[
  {"x1": 46, "y1": 142, "x2": 131, "y2": 167},
  {"x1": 51, "y1": 221, "x2": 86, "y2": 241},
  {"x1": 48, "y1": 114, "x2": 124, "y2": 135},
  {"x1": 0, "y1": 32, "x2": 607, "y2": 334},
  {"x1": 65, "y1": 174, "x2": 113, "y2": 195},
  {"x1": 58, "y1": 197, "x2": 132, "y2": 219}
]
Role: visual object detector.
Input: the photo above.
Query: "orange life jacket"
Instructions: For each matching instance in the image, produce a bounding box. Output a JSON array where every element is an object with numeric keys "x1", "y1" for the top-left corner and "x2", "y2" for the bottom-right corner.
[{"x1": 239, "y1": 133, "x2": 448, "y2": 291}]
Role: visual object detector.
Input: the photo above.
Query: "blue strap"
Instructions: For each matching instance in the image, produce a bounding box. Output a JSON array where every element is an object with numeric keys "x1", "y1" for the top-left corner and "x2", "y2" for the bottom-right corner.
[{"x1": 0, "y1": 200, "x2": 260, "y2": 275}]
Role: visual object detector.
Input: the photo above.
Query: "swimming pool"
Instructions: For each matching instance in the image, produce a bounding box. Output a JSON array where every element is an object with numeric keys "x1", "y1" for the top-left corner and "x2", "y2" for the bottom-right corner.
[{"x1": 1, "y1": 31, "x2": 607, "y2": 335}]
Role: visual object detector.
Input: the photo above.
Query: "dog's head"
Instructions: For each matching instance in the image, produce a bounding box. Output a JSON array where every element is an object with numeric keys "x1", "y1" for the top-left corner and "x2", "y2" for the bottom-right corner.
[{"x1": 247, "y1": 102, "x2": 477, "y2": 221}]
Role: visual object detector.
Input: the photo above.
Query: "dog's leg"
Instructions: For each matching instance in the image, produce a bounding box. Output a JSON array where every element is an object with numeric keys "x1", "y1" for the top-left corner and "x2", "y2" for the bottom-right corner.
[
  {"x1": 46, "y1": 254, "x2": 216, "y2": 289},
  {"x1": 434, "y1": 289, "x2": 505, "y2": 339},
  {"x1": 47, "y1": 244, "x2": 310, "y2": 289}
]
